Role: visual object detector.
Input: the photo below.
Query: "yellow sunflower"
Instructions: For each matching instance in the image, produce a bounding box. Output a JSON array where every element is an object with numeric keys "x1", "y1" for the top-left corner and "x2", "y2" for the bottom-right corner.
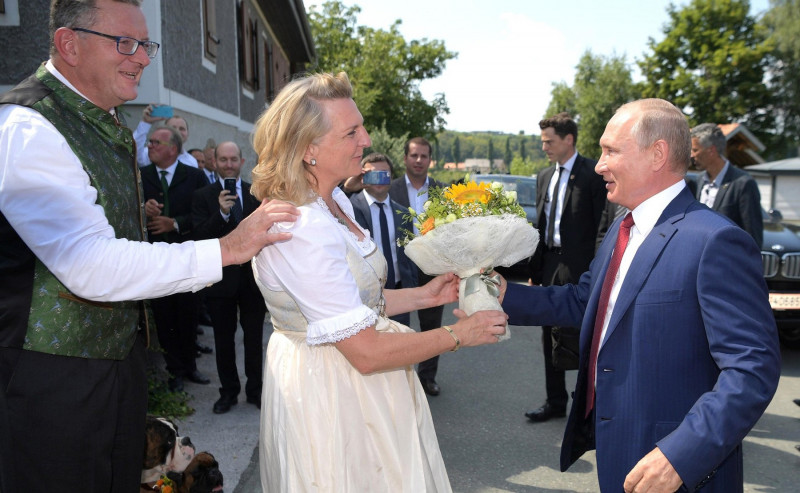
[{"x1": 445, "y1": 181, "x2": 491, "y2": 205}]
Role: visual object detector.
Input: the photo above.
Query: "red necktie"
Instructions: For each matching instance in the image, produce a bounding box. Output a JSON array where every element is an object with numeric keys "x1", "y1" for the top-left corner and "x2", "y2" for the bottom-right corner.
[{"x1": 586, "y1": 212, "x2": 634, "y2": 418}]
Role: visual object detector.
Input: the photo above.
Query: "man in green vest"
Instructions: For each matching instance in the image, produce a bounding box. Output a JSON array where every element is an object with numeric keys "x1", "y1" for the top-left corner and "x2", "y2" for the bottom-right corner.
[{"x1": 0, "y1": 1, "x2": 298, "y2": 491}]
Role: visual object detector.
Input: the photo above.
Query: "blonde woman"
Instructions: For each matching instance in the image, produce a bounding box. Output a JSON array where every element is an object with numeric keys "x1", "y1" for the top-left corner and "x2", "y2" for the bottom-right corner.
[{"x1": 250, "y1": 72, "x2": 507, "y2": 492}]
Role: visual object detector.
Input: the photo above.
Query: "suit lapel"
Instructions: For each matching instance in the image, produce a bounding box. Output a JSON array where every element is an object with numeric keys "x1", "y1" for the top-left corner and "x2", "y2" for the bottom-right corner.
[
  {"x1": 562, "y1": 155, "x2": 584, "y2": 211},
  {"x1": 600, "y1": 189, "x2": 692, "y2": 346},
  {"x1": 389, "y1": 179, "x2": 408, "y2": 208},
  {"x1": 537, "y1": 166, "x2": 556, "y2": 226},
  {"x1": 712, "y1": 167, "x2": 736, "y2": 209},
  {"x1": 241, "y1": 181, "x2": 259, "y2": 215},
  {"x1": 355, "y1": 193, "x2": 374, "y2": 233},
  {"x1": 170, "y1": 163, "x2": 187, "y2": 190},
  {"x1": 142, "y1": 165, "x2": 160, "y2": 189}
]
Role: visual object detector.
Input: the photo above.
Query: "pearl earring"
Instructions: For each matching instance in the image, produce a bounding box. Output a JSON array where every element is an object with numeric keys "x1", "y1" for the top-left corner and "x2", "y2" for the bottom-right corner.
[{"x1": 310, "y1": 158, "x2": 317, "y2": 166}]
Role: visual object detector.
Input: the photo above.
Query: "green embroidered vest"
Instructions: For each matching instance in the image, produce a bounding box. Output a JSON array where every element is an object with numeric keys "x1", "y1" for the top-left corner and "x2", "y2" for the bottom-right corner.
[{"x1": 0, "y1": 65, "x2": 147, "y2": 359}]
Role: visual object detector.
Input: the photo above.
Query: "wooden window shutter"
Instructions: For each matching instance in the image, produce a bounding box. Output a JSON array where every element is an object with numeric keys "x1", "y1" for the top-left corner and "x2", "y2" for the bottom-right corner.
[{"x1": 203, "y1": 0, "x2": 218, "y2": 61}]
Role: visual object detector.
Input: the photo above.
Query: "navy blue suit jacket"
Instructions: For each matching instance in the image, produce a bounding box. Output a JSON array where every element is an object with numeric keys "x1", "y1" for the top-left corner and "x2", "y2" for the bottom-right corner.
[
  {"x1": 503, "y1": 186, "x2": 779, "y2": 492},
  {"x1": 349, "y1": 191, "x2": 418, "y2": 289}
]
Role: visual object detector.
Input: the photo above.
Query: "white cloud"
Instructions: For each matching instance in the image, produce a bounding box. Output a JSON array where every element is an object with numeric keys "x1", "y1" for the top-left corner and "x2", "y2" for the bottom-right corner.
[{"x1": 421, "y1": 12, "x2": 579, "y2": 133}]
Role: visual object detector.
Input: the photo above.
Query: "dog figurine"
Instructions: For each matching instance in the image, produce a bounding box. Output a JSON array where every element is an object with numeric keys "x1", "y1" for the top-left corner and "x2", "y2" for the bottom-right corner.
[
  {"x1": 167, "y1": 452, "x2": 224, "y2": 493},
  {"x1": 141, "y1": 415, "x2": 197, "y2": 491}
]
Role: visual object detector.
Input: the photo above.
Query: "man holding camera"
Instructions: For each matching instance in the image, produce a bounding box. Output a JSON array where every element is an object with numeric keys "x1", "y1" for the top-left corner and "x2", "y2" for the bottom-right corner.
[
  {"x1": 192, "y1": 141, "x2": 267, "y2": 414},
  {"x1": 349, "y1": 153, "x2": 418, "y2": 325}
]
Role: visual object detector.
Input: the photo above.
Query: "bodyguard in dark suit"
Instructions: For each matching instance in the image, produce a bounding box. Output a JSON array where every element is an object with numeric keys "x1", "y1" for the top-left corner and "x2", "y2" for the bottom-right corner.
[
  {"x1": 526, "y1": 113, "x2": 607, "y2": 422},
  {"x1": 690, "y1": 123, "x2": 763, "y2": 247},
  {"x1": 502, "y1": 99, "x2": 779, "y2": 492},
  {"x1": 388, "y1": 137, "x2": 446, "y2": 396},
  {"x1": 192, "y1": 141, "x2": 267, "y2": 414},
  {"x1": 349, "y1": 153, "x2": 418, "y2": 325},
  {"x1": 142, "y1": 126, "x2": 211, "y2": 391}
]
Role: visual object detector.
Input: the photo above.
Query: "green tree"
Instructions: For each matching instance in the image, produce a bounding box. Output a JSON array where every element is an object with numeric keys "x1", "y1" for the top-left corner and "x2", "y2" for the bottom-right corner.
[
  {"x1": 638, "y1": 0, "x2": 773, "y2": 134},
  {"x1": 519, "y1": 138, "x2": 527, "y2": 160},
  {"x1": 544, "y1": 51, "x2": 638, "y2": 159},
  {"x1": 762, "y1": 0, "x2": 800, "y2": 157},
  {"x1": 308, "y1": 1, "x2": 457, "y2": 139},
  {"x1": 452, "y1": 136, "x2": 461, "y2": 164},
  {"x1": 487, "y1": 138, "x2": 494, "y2": 169},
  {"x1": 504, "y1": 137, "x2": 513, "y2": 167},
  {"x1": 365, "y1": 124, "x2": 408, "y2": 178},
  {"x1": 509, "y1": 156, "x2": 549, "y2": 176},
  {"x1": 544, "y1": 81, "x2": 577, "y2": 119}
]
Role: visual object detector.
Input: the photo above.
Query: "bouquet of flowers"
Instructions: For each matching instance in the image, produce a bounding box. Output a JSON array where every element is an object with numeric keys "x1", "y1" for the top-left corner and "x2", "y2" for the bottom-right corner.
[{"x1": 400, "y1": 181, "x2": 539, "y2": 340}]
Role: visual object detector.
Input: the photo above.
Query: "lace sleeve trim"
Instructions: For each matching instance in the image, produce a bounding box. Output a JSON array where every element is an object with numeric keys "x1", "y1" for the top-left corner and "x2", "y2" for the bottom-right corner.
[{"x1": 306, "y1": 307, "x2": 377, "y2": 346}]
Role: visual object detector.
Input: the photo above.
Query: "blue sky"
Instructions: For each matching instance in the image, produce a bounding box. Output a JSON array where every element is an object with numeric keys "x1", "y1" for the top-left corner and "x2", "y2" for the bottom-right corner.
[{"x1": 303, "y1": 0, "x2": 771, "y2": 135}]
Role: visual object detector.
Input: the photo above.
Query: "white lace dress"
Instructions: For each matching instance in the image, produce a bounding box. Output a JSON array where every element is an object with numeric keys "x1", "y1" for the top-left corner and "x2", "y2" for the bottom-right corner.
[{"x1": 252, "y1": 189, "x2": 451, "y2": 492}]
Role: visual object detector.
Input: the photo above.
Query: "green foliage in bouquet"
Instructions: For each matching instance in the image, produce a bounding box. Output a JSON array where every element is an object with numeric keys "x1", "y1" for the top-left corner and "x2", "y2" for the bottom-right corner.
[{"x1": 399, "y1": 181, "x2": 527, "y2": 246}]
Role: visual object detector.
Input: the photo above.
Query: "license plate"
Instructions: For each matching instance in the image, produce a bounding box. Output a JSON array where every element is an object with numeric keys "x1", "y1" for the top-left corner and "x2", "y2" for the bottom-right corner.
[{"x1": 769, "y1": 293, "x2": 800, "y2": 310}]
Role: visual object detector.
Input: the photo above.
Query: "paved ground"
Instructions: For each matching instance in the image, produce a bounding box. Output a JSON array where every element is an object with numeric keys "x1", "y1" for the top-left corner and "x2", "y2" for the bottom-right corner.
[{"x1": 171, "y1": 304, "x2": 800, "y2": 492}]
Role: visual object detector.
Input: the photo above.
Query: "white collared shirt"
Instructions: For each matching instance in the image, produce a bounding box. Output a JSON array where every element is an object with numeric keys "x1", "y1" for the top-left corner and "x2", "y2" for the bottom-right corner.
[
  {"x1": 156, "y1": 160, "x2": 179, "y2": 185},
  {"x1": 363, "y1": 190, "x2": 401, "y2": 284},
  {"x1": 546, "y1": 151, "x2": 578, "y2": 247},
  {"x1": 699, "y1": 161, "x2": 729, "y2": 207},
  {"x1": 404, "y1": 174, "x2": 429, "y2": 234},
  {"x1": 0, "y1": 61, "x2": 222, "y2": 301},
  {"x1": 597, "y1": 179, "x2": 686, "y2": 347}
]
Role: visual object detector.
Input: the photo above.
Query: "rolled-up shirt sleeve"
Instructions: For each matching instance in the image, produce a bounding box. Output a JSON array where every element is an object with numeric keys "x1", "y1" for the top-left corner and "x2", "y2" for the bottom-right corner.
[
  {"x1": 253, "y1": 205, "x2": 376, "y2": 345},
  {"x1": 0, "y1": 105, "x2": 222, "y2": 301}
]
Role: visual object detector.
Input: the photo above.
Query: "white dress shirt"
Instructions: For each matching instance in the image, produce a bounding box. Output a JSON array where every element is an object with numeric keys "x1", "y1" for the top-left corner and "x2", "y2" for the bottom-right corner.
[
  {"x1": 597, "y1": 179, "x2": 686, "y2": 347},
  {"x1": 0, "y1": 61, "x2": 222, "y2": 301},
  {"x1": 253, "y1": 188, "x2": 377, "y2": 345},
  {"x1": 363, "y1": 190, "x2": 401, "y2": 284},
  {"x1": 545, "y1": 151, "x2": 577, "y2": 248},
  {"x1": 699, "y1": 161, "x2": 729, "y2": 207},
  {"x1": 404, "y1": 175, "x2": 429, "y2": 235}
]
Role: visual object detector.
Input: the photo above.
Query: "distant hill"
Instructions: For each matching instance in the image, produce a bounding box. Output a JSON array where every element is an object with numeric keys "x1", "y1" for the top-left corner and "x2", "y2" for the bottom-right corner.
[{"x1": 433, "y1": 130, "x2": 545, "y2": 166}]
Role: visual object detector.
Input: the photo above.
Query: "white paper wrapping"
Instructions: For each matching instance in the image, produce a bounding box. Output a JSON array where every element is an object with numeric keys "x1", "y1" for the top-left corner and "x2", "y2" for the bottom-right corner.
[{"x1": 404, "y1": 214, "x2": 540, "y2": 341}]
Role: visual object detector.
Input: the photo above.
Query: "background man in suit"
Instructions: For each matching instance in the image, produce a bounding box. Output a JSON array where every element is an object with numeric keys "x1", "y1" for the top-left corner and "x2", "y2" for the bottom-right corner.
[
  {"x1": 526, "y1": 113, "x2": 607, "y2": 422},
  {"x1": 134, "y1": 106, "x2": 198, "y2": 168},
  {"x1": 142, "y1": 126, "x2": 211, "y2": 391},
  {"x1": 349, "y1": 153, "x2": 418, "y2": 325},
  {"x1": 389, "y1": 137, "x2": 446, "y2": 396},
  {"x1": 690, "y1": 123, "x2": 763, "y2": 247},
  {"x1": 192, "y1": 141, "x2": 267, "y2": 414},
  {"x1": 502, "y1": 99, "x2": 779, "y2": 492}
]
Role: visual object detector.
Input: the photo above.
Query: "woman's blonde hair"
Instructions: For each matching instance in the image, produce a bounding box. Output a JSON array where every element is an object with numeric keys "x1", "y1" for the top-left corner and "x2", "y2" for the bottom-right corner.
[{"x1": 250, "y1": 72, "x2": 353, "y2": 204}]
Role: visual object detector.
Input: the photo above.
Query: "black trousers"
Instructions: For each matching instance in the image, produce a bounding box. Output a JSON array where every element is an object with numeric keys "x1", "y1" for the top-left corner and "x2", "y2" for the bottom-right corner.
[
  {"x1": 415, "y1": 271, "x2": 445, "y2": 381},
  {"x1": 207, "y1": 288, "x2": 267, "y2": 400},
  {"x1": 151, "y1": 291, "x2": 199, "y2": 377},
  {"x1": 539, "y1": 249, "x2": 575, "y2": 409},
  {"x1": 0, "y1": 334, "x2": 147, "y2": 493}
]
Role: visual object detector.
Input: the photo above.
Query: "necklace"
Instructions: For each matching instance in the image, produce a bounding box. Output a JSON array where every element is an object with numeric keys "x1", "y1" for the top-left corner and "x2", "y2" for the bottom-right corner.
[
  {"x1": 316, "y1": 195, "x2": 387, "y2": 317},
  {"x1": 316, "y1": 195, "x2": 349, "y2": 227},
  {"x1": 333, "y1": 211, "x2": 348, "y2": 227}
]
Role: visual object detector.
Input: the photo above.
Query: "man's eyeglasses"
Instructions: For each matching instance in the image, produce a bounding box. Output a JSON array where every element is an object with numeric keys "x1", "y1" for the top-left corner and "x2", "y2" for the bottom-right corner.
[
  {"x1": 147, "y1": 139, "x2": 171, "y2": 147},
  {"x1": 72, "y1": 27, "x2": 160, "y2": 58}
]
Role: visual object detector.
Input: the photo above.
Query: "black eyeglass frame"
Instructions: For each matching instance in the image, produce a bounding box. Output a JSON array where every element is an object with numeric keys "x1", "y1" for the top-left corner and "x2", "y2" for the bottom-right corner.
[{"x1": 72, "y1": 27, "x2": 160, "y2": 58}]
